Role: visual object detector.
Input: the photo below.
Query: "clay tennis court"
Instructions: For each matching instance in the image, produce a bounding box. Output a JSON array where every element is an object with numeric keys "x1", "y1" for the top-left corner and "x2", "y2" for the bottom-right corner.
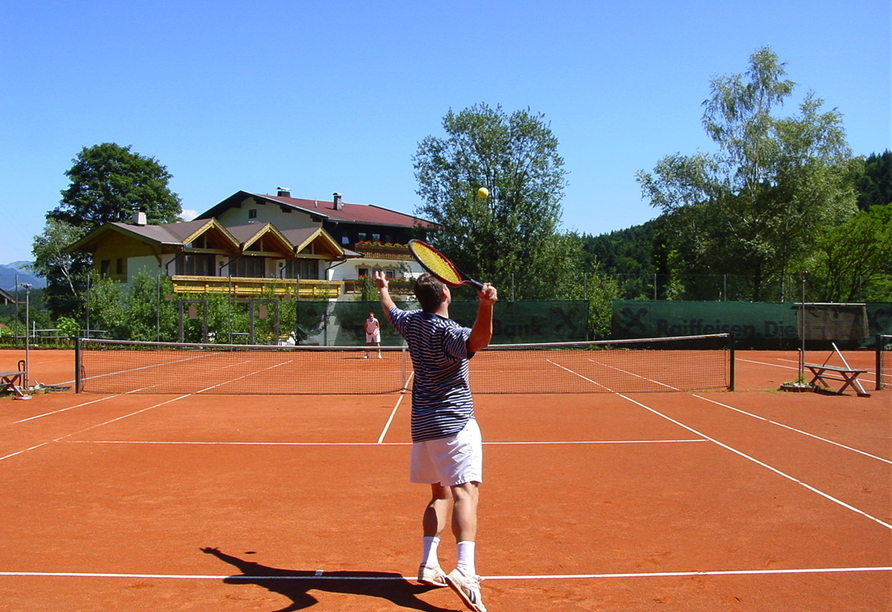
[{"x1": 0, "y1": 347, "x2": 889, "y2": 611}]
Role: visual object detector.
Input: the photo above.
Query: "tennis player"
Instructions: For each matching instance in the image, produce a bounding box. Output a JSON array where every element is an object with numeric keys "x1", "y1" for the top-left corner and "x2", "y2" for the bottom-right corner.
[
  {"x1": 364, "y1": 312, "x2": 382, "y2": 358},
  {"x1": 374, "y1": 270, "x2": 497, "y2": 612}
]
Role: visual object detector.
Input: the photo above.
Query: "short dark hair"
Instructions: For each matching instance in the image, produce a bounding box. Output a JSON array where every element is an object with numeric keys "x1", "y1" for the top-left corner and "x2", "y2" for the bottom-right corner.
[{"x1": 414, "y1": 274, "x2": 446, "y2": 312}]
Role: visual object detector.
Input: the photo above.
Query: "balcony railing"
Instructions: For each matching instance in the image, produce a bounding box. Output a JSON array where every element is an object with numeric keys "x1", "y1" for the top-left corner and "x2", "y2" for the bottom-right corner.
[{"x1": 170, "y1": 275, "x2": 340, "y2": 299}]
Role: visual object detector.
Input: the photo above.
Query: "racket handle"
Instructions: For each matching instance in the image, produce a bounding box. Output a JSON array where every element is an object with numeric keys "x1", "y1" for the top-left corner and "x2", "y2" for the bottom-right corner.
[{"x1": 466, "y1": 279, "x2": 484, "y2": 291}]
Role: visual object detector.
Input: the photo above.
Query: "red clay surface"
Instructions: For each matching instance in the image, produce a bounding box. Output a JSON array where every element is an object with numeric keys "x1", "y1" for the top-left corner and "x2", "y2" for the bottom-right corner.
[{"x1": 0, "y1": 348, "x2": 889, "y2": 611}]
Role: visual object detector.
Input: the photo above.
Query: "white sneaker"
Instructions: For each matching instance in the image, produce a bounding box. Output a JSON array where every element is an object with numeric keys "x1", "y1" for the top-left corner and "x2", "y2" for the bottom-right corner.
[
  {"x1": 445, "y1": 569, "x2": 486, "y2": 612},
  {"x1": 377, "y1": 353, "x2": 382, "y2": 359},
  {"x1": 417, "y1": 564, "x2": 447, "y2": 587}
]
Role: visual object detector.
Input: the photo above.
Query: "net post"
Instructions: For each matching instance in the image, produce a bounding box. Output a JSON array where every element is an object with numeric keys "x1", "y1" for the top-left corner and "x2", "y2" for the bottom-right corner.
[
  {"x1": 877, "y1": 335, "x2": 883, "y2": 391},
  {"x1": 74, "y1": 337, "x2": 82, "y2": 393},
  {"x1": 728, "y1": 333, "x2": 736, "y2": 391},
  {"x1": 400, "y1": 345, "x2": 408, "y2": 393}
]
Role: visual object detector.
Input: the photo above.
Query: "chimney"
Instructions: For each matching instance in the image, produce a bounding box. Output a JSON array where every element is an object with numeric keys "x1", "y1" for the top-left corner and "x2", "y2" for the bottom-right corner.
[
  {"x1": 333, "y1": 192, "x2": 343, "y2": 210},
  {"x1": 133, "y1": 211, "x2": 147, "y2": 226},
  {"x1": 277, "y1": 187, "x2": 291, "y2": 197}
]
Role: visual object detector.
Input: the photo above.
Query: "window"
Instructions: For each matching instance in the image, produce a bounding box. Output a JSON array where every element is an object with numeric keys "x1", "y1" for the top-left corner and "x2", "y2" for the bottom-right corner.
[
  {"x1": 232, "y1": 257, "x2": 265, "y2": 278},
  {"x1": 177, "y1": 254, "x2": 216, "y2": 276},
  {"x1": 372, "y1": 233, "x2": 381, "y2": 242},
  {"x1": 248, "y1": 209, "x2": 257, "y2": 219},
  {"x1": 100, "y1": 259, "x2": 110, "y2": 277},
  {"x1": 357, "y1": 267, "x2": 369, "y2": 278},
  {"x1": 283, "y1": 259, "x2": 318, "y2": 280},
  {"x1": 341, "y1": 235, "x2": 350, "y2": 245},
  {"x1": 357, "y1": 232, "x2": 367, "y2": 242},
  {"x1": 115, "y1": 258, "x2": 125, "y2": 275}
]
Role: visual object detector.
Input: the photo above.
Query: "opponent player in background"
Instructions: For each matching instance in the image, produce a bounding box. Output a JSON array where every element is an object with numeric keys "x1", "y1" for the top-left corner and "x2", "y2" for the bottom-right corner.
[
  {"x1": 364, "y1": 311, "x2": 382, "y2": 358},
  {"x1": 374, "y1": 270, "x2": 497, "y2": 612}
]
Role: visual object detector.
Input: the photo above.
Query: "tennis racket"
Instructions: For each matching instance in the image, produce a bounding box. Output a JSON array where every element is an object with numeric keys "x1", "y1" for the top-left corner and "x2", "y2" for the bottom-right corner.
[{"x1": 408, "y1": 239, "x2": 484, "y2": 291}]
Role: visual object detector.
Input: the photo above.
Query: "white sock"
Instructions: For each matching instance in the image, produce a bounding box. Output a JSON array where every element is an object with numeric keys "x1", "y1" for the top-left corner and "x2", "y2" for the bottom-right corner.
[
  {"x1": 456, "y1": 540, "x2": 476, "y2": 577},
  {"x1": 421, "y1": 536, "x2": 440, "y2": 568}
]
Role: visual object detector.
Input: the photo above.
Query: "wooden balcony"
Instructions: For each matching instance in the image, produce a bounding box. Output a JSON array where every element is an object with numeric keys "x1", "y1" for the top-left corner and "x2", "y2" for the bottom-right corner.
[{"x1": 170, "y1": 275, "x2": 340, "y2": 299}]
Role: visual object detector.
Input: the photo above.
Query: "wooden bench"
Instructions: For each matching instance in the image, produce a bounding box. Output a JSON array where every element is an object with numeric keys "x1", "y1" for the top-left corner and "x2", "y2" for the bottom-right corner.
[
  {"x1": 805, "y1": 363, "x2": 870, "y2": 397},
  {"x1": 0, "y1": 370, "x2": 27, "y2": 398}
]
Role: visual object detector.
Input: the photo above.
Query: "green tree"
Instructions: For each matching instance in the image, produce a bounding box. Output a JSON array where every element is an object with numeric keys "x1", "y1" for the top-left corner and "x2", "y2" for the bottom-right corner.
[
  {"x1": 37, "y1": 143, "x2": 182, "y2": 320},
  {"x1": 30, "y1": 218, "x2": 90, "y2": 320},
  {"x1": 413, "y1": 103, "x2": 569, "y2": 299},
  {"x1": 87, "y1": 274, "x2": 127, "y2": 339},
  {"x1": 854, "y1": 151, "x2": 892, "y2": 210},
  {"x1": 637, "y1": 47, "x2": 857, "y2": 301},
  {"x1": 49, "y1": 143, "x2": 182, "y2": 227},
  {"x1": 809, "y1": 204, "x2": 892, "y2": 301}
]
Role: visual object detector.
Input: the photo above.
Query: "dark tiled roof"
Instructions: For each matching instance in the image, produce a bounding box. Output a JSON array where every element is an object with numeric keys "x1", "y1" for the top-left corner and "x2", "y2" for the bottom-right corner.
[{"x1": 197, "y1": 191, "x2": 435, "y2": 229}]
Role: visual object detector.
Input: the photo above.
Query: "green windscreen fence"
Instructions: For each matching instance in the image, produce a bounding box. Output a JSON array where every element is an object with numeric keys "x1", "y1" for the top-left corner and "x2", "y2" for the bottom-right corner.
[
  {"x1": 612, "y1": 300, "x2": 892, "y2": 348},
  {"x1": 167, "y1": 298, "x2": 589, "y2": 346},
  {"x1": 308, "y1": 300, "x2": 589, "y2": 346}
]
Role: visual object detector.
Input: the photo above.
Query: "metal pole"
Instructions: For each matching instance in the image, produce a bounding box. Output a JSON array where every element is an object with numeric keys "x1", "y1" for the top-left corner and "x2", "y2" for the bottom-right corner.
[
  {"x1": 21, "y1": 283, "x2": 31, "y2": 389},
  {"x1": 799, "y1": 271, "x2": 807, "y2": 381}
]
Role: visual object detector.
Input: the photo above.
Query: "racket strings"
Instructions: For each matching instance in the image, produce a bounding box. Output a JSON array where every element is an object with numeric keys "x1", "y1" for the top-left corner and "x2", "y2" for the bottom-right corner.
[{"x1": 411, "y1": 243, "x2": 462, "y2": 284}]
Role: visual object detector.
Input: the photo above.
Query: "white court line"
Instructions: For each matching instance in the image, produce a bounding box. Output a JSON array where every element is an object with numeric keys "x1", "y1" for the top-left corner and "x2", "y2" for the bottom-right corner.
[
  {"x1": 79, "y1": 351, "x2": 221, "y2": 384},
  {"x1": 586, "y1": 358, "x2": 680, "y2": 391},
  {"x1": 738, "y1": 358, "x2": 799, "y2": 370},
  {"x1": 0, "y1": 395, "x2": 192, "y2": 462},
  {"x1": 65, "y1": 439, "x2": 705, "y2": 447},
  {"x1": 620, "y1": 394, "x2": 892, "y2": 531},
  {"x1": 0, "y1": 566, "x2": 888, "y2": 581},
  {"x1": 692, "y1": 394, "x2": 892, "y2": 465},
  {"x1": 14, "y1": 395, "x2": 117, "y2": 423},
  {"x1": 194, "y1": 360, "x2": 293, "y2": 393},
  {"x1": 551, "y1": 363, "x2": 892, "y2": 531},
  {"x1": 377, "y1": 371, "x2": 413, "y2": 443}
]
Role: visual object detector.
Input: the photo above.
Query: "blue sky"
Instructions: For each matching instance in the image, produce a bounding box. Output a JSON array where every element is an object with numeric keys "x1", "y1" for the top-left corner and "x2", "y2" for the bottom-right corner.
[{"x1": 1, "y1": 0, "x2": 888, "y2": 265}]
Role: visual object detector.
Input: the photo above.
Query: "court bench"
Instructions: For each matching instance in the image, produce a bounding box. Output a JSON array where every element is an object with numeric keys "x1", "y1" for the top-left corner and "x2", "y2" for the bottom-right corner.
[
  {"x1": 804, "y1": 363, "x2": 870, "y2": 397},
  {"x1": 0, "y1": 369, "x2": 27, "y2": 398}
]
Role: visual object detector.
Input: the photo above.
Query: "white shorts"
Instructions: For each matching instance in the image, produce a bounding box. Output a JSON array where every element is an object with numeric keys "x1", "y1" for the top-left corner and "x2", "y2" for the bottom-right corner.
[
  {"x1": 365, "y1": 332, "x2": 380, "y2": 343},
  {"x1": 410, "y1": 419, "x2": 483, "y2": 486}
]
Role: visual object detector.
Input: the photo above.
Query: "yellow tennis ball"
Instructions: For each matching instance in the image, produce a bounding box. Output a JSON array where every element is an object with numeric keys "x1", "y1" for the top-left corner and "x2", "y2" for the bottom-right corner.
[{"x1": 477, "y1": 187, "x2": 489, "y2": 199}]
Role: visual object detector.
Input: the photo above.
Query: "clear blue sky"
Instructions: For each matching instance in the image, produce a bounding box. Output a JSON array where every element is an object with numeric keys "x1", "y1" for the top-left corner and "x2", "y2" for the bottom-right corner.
[{"x1": 1, "y1": 0, "x2": 888, "y2": 264}]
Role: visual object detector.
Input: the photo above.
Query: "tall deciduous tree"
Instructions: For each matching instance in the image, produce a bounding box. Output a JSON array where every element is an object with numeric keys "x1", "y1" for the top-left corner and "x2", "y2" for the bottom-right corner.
[
  {"x1": 30, "y1": 218, "x2": 90, "y2": 319},
  {"x1": 49, "y1": 142, "x2": 182, "y2": 228},
  {"x1": 636, "y1": 47, "x2": 857, "y2": 301},
  {"x1": 413, "y1": 103, "x2": 570, "y2": 299},
  {"x1": 37, "y1": 143, "x2": 181, "y2": 320}
]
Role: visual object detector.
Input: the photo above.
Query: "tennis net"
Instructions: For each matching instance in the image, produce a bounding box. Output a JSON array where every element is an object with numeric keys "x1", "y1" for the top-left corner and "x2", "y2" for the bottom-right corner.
[{"x1": 75, "y1": 333, "x2": 733, "y2": 395}]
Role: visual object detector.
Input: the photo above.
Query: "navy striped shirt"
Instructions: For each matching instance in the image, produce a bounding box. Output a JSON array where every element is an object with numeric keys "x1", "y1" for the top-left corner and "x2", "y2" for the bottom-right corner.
[{"x1": 387, "y1": 306, "x2": 475, "y2": 442}]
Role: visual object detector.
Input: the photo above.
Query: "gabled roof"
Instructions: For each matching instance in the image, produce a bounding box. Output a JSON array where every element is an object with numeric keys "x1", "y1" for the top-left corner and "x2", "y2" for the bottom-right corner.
[
  {"x1": 197, "y1": 191, "x2": 436, "y2": 229},
  {"x1": 68, "y1": 218, "x2": 241, "y2": 254},
  {"x1": 67, "y1": 218, "x2": 347, "y2": 260},
  {"x1": 0, "y1": 287, "x2": 15, "y2": 305},
  {"x1": 280, "y1": 227, "x2": 349, "y2": 257},
  {"x1": 226, "y1": 223, "x2": 293, "y2": 255}
]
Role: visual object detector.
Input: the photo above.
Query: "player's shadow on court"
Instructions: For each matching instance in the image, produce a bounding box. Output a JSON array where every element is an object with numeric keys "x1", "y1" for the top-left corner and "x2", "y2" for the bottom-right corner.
[{"x1": 201, "y1": 547, "x2": 457, "y2": 612}]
